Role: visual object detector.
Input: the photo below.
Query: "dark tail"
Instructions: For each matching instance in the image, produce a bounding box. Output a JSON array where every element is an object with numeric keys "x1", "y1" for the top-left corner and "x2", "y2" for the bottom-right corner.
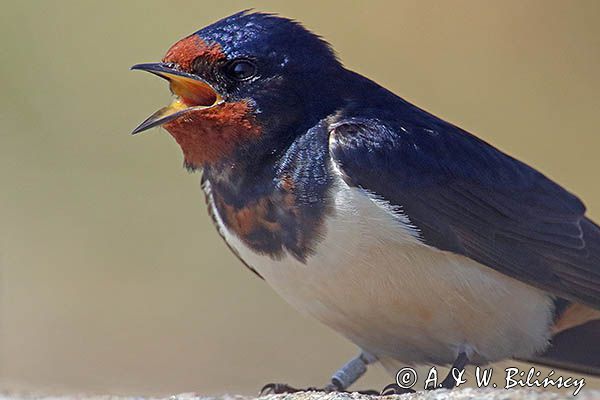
[
  {"x1": 522, "y1": 218, "x2": 600, "y2": 376},
  {"x1": 523, "y1": 320, "x2": 600, "y2": 376}
]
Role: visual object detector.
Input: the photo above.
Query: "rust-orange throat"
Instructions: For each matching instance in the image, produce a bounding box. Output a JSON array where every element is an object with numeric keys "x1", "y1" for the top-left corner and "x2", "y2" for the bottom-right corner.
[{"x1": 131, "y1": 36, "x2": 261, "y2": 168}]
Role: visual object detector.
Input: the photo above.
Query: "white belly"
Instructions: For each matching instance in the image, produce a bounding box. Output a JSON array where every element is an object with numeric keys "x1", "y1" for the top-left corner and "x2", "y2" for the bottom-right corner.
[{"x1": 204, "y1": 178, "x2": 554, "y2": 367}]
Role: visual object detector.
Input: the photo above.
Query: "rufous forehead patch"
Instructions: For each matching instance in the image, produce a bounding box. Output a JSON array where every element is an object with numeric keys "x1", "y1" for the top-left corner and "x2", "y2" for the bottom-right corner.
[{"x1": 162, "y1": 34, "x2": 226, "y2": 71}]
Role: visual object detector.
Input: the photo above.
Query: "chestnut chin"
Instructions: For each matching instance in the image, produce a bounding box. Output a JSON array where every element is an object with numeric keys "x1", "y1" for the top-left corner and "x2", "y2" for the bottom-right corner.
[{"x1": 161, "y1": 101, "x2": 263, "y2": 168}]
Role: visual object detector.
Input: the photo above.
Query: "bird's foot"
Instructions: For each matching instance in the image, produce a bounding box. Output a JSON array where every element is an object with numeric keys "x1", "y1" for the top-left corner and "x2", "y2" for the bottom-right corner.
[
  {"x1": 426, "y1": 352, "x2": 469, "y2": 391},
  {"x1": 424, "y1": 373, "x2": 459, "y2": 390},
  {"x1": 380, "y1": 383, "x2": 416, "y2": 395},
  {"x1": 260, "y1": 382, "x2": 378, "y2": 396},
  {"x1": 259, "y1": 383, "x2": 306, "y2": 395}
]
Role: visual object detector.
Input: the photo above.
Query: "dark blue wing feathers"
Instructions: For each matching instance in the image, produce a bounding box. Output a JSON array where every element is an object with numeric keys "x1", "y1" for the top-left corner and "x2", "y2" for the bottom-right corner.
[{"x1": 329, "y1": 115, "x2": 600, "y2": 308}]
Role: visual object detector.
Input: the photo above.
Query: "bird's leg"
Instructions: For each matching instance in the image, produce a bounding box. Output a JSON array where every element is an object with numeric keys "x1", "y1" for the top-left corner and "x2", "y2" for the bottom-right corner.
[
  {"x1": 329, "y1": 351, "x2": 377, "y2": 391},
  {"x1": 259, "y1": 351, "x2": 378, "y2": 395},
  {"x1": 382, "y1": 352, "x2": 470, "y2": 394},
  {"x1": 430, "y1": 352, "x2": 469, "y2": 390},
  {"x1": 380, "y1": 383, "x2": 416, "y2": 395}
]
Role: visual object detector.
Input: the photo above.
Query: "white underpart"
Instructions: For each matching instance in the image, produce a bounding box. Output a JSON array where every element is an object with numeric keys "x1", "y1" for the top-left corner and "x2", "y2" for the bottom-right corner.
[{"x1": 203, "y1": 169, "x2": 554, "y2": 371}]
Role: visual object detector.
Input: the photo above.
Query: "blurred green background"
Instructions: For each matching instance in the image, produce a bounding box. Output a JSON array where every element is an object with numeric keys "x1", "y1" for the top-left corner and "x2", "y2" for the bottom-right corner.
[{"x1": 1, "y1": 0, "x2": 599, "y2": 396}]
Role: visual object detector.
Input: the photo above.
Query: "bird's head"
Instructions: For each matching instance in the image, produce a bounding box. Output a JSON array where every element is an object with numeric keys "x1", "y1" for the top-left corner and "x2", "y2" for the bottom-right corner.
[{"x1": 132, "y1": 11, "x2": 342, "y2": 170}]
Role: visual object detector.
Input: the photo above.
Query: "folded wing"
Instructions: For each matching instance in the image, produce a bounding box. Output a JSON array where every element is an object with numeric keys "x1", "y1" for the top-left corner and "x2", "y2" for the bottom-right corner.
[{"x1": 328, "y1": 117, "x2": 600, "y2": 308}]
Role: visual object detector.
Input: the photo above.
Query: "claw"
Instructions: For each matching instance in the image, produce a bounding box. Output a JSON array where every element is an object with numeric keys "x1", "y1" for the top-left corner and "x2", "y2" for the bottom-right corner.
[
  {"x1": 259, "y1": 382, "x2": 378, "y2": 396},
  {"x1": 259, "y1": 383, "x2": 302, "y2": 395},
  {"x1": 381, "y1": 383, "x2": 416, "y2": 395}
]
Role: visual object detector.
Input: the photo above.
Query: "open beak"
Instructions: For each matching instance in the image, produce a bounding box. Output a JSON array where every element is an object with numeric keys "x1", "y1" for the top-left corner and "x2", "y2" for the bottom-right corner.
[{"x1": 130, "y1": 63, "x2": 223, "y2": 134}]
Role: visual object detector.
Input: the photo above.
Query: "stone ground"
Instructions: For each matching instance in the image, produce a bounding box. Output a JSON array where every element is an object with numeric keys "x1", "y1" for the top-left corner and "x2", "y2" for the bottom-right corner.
[{"x1": 1, "y1": 389, "x2": 598, "y2": 400}]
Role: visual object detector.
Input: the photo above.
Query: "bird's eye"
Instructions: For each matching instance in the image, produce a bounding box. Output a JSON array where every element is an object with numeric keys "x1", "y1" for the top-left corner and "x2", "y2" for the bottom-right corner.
[{"x1": 225, "y1": 59, "x2": 257, "y2": 81}]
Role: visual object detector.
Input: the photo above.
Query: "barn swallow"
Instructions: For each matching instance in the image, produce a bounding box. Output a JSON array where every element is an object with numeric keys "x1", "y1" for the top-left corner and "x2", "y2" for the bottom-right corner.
[{"x1": 132, "y1": 11, "x2": 600, "y2": 394}]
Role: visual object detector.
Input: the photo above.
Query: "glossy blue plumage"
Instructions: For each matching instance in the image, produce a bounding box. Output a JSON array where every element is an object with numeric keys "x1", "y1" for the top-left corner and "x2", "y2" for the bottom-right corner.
[
  {"x1": 193, "y1": 11, "x2": 337, "y2": 68},
  {"x1": 130, "y1": 9, "x2": 600, "y2": 378},
  {"x1": 194, "y1": 12, "x2": 600, "y2": 310}
]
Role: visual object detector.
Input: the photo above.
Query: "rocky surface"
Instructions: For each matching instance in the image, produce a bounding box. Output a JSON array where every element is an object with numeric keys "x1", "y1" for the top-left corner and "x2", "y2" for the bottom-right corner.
[{"x1": 1, "y1": 389, "x2": 598, "y2": 400}]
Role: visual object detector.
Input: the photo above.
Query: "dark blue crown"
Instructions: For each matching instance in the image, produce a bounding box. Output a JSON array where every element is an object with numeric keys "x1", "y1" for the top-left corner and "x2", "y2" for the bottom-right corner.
[{"x1": 194, "y1": 11, "x2": 339, "y2": 70}]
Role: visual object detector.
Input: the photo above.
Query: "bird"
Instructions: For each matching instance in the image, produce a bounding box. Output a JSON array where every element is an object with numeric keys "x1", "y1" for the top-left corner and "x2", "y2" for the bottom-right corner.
[{"x1": 131, "y1": 11, "x2": 600, "y2": 394}]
